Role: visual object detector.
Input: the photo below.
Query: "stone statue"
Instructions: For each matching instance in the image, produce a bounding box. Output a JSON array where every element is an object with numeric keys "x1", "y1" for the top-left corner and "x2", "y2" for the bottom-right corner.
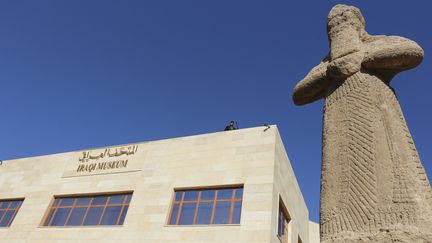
[{"x1": 293, "y1": 4, "x2": 432, "y2": 242}]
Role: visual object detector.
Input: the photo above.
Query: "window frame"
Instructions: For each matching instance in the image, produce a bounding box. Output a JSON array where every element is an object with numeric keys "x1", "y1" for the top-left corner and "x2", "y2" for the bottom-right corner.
[
  {"x1": 0, "y1": 198, "x2": 24, "y2": 228},
  {"x1": 42, "y1": 192, "x2": 132, "y2": 227},
  {"x1": 277, "y1": 197, "x2": 291, "y2": 243},
  {"x1": 167, "y1": 185, "x2": 244, "y2": 226}
]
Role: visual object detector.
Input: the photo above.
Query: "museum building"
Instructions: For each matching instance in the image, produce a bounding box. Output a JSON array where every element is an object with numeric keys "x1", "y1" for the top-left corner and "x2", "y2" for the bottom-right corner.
[{"x1": 0, "y1": 125, "x2": 319, "y2": 243}]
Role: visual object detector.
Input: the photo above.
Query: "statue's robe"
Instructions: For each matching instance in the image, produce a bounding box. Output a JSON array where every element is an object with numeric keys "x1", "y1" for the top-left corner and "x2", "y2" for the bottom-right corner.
[{"x1": 321, "y1": 70, "x2": 432, "y2": 240}]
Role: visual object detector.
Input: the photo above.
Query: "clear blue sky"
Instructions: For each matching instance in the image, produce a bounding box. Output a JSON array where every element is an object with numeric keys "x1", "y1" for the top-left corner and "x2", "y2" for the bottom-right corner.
[{"x1": 1, "y1": 1, "x2": 430, "y2": 223}]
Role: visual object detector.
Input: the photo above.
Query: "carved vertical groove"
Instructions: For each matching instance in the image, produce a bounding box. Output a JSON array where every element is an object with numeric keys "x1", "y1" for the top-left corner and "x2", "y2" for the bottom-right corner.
[
  {"x1": 321, "y1": 72, "x2": 378, "y2": 239},
  {"x1": 321, "y1": 72, "x2": 432, "y2": 241},
  {"x1": 345, "y1": 73, "x2": 377, "y2": 231}
]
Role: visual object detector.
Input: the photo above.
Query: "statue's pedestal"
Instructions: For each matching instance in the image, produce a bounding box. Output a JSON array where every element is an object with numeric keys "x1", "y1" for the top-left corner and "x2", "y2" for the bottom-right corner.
[{"x1": 322, "y1": 225, "x2": 432, "y2": 243}]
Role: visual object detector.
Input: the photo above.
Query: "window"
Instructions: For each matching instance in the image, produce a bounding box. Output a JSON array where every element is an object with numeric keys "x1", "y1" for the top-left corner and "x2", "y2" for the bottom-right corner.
[
  {"x1": 277, "y1": 200, "x2": 291, "y2": 243},
  {"x1": 44, "y1": 193, "x2": 132, "y2": 226},
  {"x1": 168, "y1": 186, "x2": 243, "y2": 225},
  {"x1": 298, "y1": 235, "x2": 303, "y2": 243},
  {"x1": 0, "y1": 199, "x2": 24, "y2": 227}
]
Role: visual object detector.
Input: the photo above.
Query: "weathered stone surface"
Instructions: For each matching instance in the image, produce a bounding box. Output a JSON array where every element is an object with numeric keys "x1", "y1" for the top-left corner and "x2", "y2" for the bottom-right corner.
[{"x1": 293, "y1": 4, "x2": 432, "y2": 242}]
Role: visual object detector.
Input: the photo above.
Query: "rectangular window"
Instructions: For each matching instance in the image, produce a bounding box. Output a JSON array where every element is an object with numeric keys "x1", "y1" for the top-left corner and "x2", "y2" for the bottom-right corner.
[
  {"x1": 168, "y1": 186, "x2": 243, "y2": 225},
  {"x1": 44, "y1": 193, "x2": 132, "y2": 227},
  {"x1": 0, "y1": 199, "x2": 24, "y2": 227},
  {"x1": 278, "y1": 200, "x2": 290, "y2": 243}
]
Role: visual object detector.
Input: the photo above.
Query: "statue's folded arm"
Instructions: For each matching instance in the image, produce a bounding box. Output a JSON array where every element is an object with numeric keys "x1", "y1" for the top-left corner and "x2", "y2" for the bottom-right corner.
[
  {"x1": 362, "y1": 35, "x2": 424, "y2": 76},
  {"x1": 293, "y1": 57, "x2": 331, "y2": 105}
]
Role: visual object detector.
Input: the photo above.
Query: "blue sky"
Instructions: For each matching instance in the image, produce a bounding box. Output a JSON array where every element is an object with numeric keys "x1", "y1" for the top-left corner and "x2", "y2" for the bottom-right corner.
[{"x1": 1, "y1": 1, "x2": 430, "y2": 222}]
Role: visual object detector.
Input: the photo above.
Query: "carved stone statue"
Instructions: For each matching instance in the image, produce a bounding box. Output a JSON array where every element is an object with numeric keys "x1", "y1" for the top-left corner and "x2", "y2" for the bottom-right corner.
[{"x1": 293, "y1": 4, "x2": 432, "y2": 242}]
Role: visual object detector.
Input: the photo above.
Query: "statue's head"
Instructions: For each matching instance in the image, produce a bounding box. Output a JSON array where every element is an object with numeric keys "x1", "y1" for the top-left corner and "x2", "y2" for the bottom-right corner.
[
  {"x1": 326, "y1": 4, "x2": 366, "y2": 62},
  {"x1": 327, "y1": 4, "x2": 365, "y2": 35}
]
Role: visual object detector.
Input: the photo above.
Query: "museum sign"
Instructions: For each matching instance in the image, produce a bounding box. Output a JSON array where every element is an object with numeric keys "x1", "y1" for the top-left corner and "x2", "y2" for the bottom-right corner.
[{"x1": 63, "y1": 144, "x2": 142, "y2": 177}]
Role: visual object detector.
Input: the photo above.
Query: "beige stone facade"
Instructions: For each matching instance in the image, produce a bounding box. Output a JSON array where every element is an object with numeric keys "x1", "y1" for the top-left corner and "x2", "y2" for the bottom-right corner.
[{"x1": 0, "y1": 126, "x2": 317, "y2": 243}]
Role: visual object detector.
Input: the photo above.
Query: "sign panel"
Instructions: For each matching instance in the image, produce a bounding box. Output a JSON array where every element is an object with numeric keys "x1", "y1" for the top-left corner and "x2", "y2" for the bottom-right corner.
[{"x1": 63, "y1": 144, "x2": 143, "y2": 177}]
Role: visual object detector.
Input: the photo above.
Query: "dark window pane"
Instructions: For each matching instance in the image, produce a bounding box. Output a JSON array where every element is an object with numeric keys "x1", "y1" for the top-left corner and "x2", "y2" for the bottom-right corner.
[
  {"x1": 178, "y1": 203, "x2": 196, "y2": 225},
  {"x1": 175, "y1": 192, "x2": 183, "y2": 201},
  {"x1": 91, "y1": 196, "x2": 108, "y2": 205},
  {"x1": 282, "y1": 220, "x2": 286, "y2": 236},
  {"x1": 278, "y1": 211, "x2": 282, "y2": 236},
  {"x1": 0, "y1": 211, "x2": 14, "y2": 227},
  {"x1": 280, "y1": 217, "x2": 286, "y2": 236},
  {"x1": 0, "y1": 211, "x2": 4, "y2": 222},
  {"x1": 232, "y1": 202, "x2": 242, "y2": 224},
  {"x1": 108, "y1": 195, "x2": 125, "y2": 205},
  {"x1": 183, "y1": 191, "x2": 199, "y2": 201},
  {"x1": 8, "y1": 213, "x2": 18, "y2": 227},
  {"x1": 59, "y1": 198, "x2": 74, "y2": 206},
  {"x1": 0, "y1": 202, "x2": 10, "y2": 209},
  {"x1": 213, "y1": 201, "x2": 231, "y2": 224},
  {"x1": 53, "y1": 198, "x2": 61, "y2": 206},
  {"x1": 278, "y1": 217, "x2": 282, "y2": 236},
  {"x1": 66, "y1": 208, "x2": 86, "y2": 226},
  {"x1": 196, "y1": 202, "x2": 213, "y2": 224},
  {"x1": 125, "y1": 195, "x2": 132, "y2": 204},
  {"x1": 9, "y1": 201, "x2": 21, "y2": 209},
  {"x1": 51, "y1": 208, "x2": 71, "y2": 226},
  {"x1": 100, "y1": 206, "x2": 122, "y2": 225},
  {"x1": 169, "y1": 204, "x2": 180, "y2": 225},
  {"x1": 118, "y1": 206, "x2": 128, "y2": 225},
  {"x1": 200, "y1": 190, "x2": 215, "y2": 200},
  {"x1": 235, "y1": 188, "x2": 243, "y2": 199},
  {"x1": 278, "y1": 210, "x2": 288, "y2": 237},
  {"x1": 84, "y1": 206, "x2": 103, "y2": 225},
  {"x1": 217, "y1": 189, "x2": 233, "y2": 200},
  {"x1": 75, "y1": 197, "x2": 91, "y2": 206},
  {"x1": 44, "y1": 209, "x2": 55, "y2": 226}
]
